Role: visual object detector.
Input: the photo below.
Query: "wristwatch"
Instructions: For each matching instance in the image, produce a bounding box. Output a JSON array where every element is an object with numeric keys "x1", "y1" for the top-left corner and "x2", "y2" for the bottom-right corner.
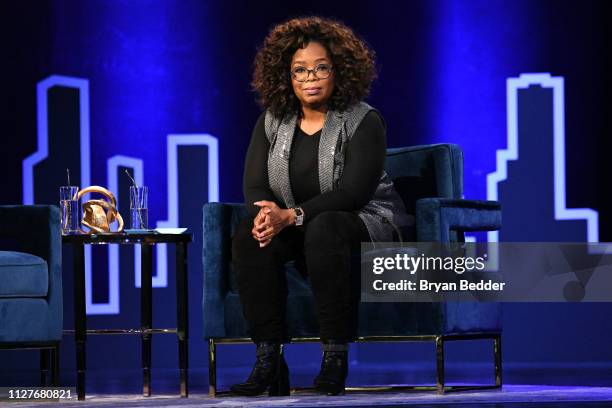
[{"x1": 293, "y1": 207, "x2": 304, "y2": 226}]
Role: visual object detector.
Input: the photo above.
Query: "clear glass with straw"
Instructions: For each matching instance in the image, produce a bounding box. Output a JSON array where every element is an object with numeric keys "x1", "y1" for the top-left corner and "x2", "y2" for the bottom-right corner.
[
  {"x1": 60, "y1": 169, "x2": 80, "y2": 234},
  {"x1": 126, "y1": 170, "x2": 148, "y2": 229},
  {"x1": 129, "y1": 186, "x2": 148, "y2": 229}
]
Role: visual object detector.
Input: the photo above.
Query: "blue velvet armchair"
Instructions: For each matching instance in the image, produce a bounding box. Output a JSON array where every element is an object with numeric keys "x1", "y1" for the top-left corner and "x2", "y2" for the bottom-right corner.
[
  {"x1": 0, "y1": 205, "x2": 62, "y2": 385},
  {"x1": 202, "y1": 144, "x2": 502, "y2": 395}
]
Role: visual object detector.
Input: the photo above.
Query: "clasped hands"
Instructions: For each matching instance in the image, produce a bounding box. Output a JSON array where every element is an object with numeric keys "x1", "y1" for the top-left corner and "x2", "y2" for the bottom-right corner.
[{"x1": 252, "y1": 200, "x2": 296, "y2": 248}]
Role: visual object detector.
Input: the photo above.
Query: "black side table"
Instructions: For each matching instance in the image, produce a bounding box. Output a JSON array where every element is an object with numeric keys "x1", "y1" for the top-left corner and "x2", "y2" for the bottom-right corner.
[{"x1": 62, "y1": 231, "x2": 193, "y2": 401}]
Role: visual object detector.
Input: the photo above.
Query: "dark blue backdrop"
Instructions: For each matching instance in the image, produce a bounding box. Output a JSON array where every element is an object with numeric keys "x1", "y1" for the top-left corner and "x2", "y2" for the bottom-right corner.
[{"x1": 2, "y1": 0, "x2": 612, "y2": 387}]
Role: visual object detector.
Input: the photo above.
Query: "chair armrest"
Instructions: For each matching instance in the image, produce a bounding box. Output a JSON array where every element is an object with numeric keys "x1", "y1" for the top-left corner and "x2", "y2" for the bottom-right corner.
[
  {"x1": 202, "y1": 202, "x2": 249, "y2": 338},
  {"x1": 416, "y1": 198, "x2": 501, "y2": 242},
  {"x1": 0, "y1": 205, "x2": 62, "y2": 337}
]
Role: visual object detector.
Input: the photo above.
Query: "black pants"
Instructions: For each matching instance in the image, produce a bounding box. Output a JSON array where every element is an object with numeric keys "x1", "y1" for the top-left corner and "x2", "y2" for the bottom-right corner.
[{"x1": 232, "y1": 211, "x2": 370, "y2": 343}]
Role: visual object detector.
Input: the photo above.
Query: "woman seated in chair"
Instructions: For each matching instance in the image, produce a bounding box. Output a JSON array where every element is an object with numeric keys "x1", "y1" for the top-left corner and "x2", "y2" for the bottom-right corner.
[{"x1": 231, "y1": 16, "x2": 410, "y2": 396}]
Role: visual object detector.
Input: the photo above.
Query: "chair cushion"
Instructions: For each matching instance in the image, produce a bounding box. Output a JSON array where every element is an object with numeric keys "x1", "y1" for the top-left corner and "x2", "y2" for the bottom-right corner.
[
  {"x1": 0, "y1": 251, "x2": 48, "y2": 298},
  {"x1": 0, "y1": 298, "x2": 61, "y2": 342},
  {"x1": 358, "y1": 302, "x2": 501, "y2": 336}
]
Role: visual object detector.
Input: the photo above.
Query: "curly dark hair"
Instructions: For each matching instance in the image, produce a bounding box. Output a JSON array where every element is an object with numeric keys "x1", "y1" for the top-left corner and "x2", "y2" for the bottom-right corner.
[{"x1": 252, "y1": 16, "x2": 377, "y2": 117}]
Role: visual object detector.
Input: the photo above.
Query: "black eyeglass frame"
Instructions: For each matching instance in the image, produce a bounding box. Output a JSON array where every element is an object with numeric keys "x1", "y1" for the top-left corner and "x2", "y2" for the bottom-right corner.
[{"x1": 290, "y1": 64, "x2": 334, "y2": 82}]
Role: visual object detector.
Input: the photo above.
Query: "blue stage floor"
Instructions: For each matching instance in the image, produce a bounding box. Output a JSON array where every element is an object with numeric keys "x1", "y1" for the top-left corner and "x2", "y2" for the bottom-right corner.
[
  {"x1": 6, "y1": 385, "x2": 612, "y2": 407},
  {"x1": 3, "y1": 363, "x2": 612, "y2": 407}
]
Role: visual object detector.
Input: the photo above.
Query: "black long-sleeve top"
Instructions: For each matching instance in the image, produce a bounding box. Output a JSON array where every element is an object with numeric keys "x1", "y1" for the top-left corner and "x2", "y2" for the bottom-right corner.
[{"x1": 243, "y1": 110, "x2": 386, "y2": 221}]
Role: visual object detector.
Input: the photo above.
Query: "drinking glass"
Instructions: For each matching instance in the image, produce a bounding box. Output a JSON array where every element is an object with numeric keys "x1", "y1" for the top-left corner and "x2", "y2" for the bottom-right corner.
[
  {"x1": 60, "y1": 186, "x2": 80, "y2": 234},
  {"x1": 129, "y1": 186, "x2": 148, "y2": 229}
]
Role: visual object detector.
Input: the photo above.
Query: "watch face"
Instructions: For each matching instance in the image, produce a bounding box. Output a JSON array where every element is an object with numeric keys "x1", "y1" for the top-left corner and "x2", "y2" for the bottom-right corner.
[{"x1": 294, "y1": 208, "x2": 304, "y2": 225}]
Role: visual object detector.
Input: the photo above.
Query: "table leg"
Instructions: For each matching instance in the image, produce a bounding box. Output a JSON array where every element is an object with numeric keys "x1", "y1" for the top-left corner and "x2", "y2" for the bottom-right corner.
[
  {"x1": 73, "y1": 243, "x2": 86, "y2": 401},
  {"x1": 435, "y1": 336, "x2": 445, "y2": 394},
  {"x1": 175, "y1": 242, "x2": 189, "y2": 397},
  {"x1": 141, "y1": 244, "x2": 153, "y2": 397}
]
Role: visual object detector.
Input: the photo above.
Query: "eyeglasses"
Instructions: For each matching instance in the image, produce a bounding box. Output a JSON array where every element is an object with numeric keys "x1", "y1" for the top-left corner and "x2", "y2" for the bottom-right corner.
[{"x1": 290, "y1": 64, "x2": 334, "y2": 82}]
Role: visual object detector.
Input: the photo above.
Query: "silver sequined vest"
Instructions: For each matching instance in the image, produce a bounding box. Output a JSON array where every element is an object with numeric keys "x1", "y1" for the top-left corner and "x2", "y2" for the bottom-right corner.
[{"x1": 264, "y1": 102, "x2": 411, "y2": 242}]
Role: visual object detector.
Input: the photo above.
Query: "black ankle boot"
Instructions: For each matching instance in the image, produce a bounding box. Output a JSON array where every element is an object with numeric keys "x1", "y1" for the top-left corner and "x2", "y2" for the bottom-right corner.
[
  {"x1": 314, "y1": 341, "x2": 348, "y2": 396},
  {"x1": 230, "y1": 342, "x2": 290, "y2": 397}
]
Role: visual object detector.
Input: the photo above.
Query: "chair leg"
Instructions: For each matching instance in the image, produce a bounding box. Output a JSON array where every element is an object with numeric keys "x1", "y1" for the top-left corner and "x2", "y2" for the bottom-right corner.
[
  {"x1": 435, "y1": 336, "x2": 445, "y2": 394},
  {"x1": 494, "y1": 335, "x2": 502, "y2": 387},
  {"x1": 40, "y1": 349, "x2": 49, "y2": 386},
  {"x1": 208, "y1": 339, "x2": 217, "y2": 397},
  {"x1": 51, "y1": 344, "x2": 60, "y2": 386}
]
